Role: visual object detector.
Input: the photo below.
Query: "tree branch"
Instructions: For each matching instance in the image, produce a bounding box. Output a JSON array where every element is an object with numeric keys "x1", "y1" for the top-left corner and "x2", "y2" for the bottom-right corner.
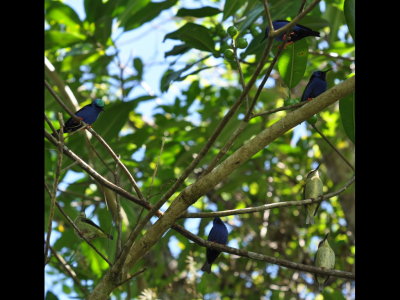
[
  {"x1": 44, "y1": 183, "x2": 113, "y2": 266},
  {"x1": 182, "y1": 176, "x2": 354, "y2": 218},
  {"x1": 118, "y1": 76, "x2": 355, "y2": 279},
  {"x1": 49, "y1": 246, "x2": 90, "y2": 298}
]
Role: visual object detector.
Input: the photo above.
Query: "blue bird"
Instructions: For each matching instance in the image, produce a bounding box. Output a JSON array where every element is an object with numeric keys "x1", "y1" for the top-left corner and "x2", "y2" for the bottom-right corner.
[
  {"x1": 201, "y1": 217, "x2": 229, "y2": 273},
  {"x1": 301, "y1": 70, "x2": 331, "y2": 102},
  {"x1": 53, "y1": 99, "x2": 105, "y2": 136},
  {"x1": 264, "y1": 20, "x2": 319, "y2": 45}
]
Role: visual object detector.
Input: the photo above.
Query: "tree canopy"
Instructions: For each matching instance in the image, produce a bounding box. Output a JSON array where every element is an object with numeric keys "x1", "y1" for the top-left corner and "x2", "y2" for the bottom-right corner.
[{"x1": 45, "y1": 0, "x2": 355, "y2": 299}]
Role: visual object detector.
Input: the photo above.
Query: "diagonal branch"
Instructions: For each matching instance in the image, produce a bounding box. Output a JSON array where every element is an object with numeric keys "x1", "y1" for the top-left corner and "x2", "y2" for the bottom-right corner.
[
  {"x1": 49, "y1": 246, "x2": 90, "y2": 298},
  {"x1": 185, "y1": 235, "x2": 354, "y2": 280},
  {"x1": 44, "y1": 183, "x2": 113, "y2": 266}
]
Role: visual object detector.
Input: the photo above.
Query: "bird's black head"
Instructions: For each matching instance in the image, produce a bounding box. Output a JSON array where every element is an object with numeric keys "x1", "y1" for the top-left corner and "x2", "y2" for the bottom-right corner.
[
  {"x1": 213, "y1": 217, "x2": 223, "y2": 225},
  {"x1": 318, "y1": 233, "x2": 329, "y2": 248},
  {"x1": 311, "y1": 69, "x2": 331, "y2": 81}
]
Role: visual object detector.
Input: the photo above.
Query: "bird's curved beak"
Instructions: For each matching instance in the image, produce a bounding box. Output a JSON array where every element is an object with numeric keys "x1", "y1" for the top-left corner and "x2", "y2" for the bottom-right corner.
[
  {"x1": 323, "y1": 68, "x2": 332, "y2": 73},
  {"x1": 322, "y1": 233, "x2": 329, "y2": 242}
]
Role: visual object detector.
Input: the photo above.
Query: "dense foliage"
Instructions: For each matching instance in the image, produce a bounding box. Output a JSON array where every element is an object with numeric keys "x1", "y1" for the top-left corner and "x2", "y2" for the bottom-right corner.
[{"x1": 45, "y1": 0, "x2": 355, "y2": 299}]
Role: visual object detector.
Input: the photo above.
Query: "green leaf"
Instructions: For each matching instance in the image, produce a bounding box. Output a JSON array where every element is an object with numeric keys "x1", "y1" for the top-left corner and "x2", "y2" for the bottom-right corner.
[
  {"x1": 118, "y1": 0, "x2": 151, "y2": 26},
  {"x1": 123, "y1": 0, "x2": 178, "y2": 31},
  {"x1": 46, "y1": 2, "x2": 82, "y2": 30},
  {"x1": 343, "y1": 0, "x2": 355, "y2": 40},
  {"x1": 164, "y1": 44, "x2": 191, "y2": 57},
  {"x1": 176, "y1": 6, "x2": 221, "y2": 18},
  {"x1": 237, "y1": 3, "x2": 264, "y2": 34},
  {"x1": 133, "y1": 57, "x2": 144, "y2": 80},
  {"x1": 45, "y1": 31, "x2": 86, "y2": 49},
  {"x1": 223, "y1": 0, "x2": 246, "y2": 20},
  {"x1": 164, "y1": 23, "x2": 215, "y2": 52},
  {"x1": 277, "y1": 39, "x2": 309, "y2": 89},
  {"x1": 339, "y1": 92, "x2": 355, "y2": 143},
  {"x1": 45, "y1": 291, "x2": 59, "y2": 300},
  {"x1": 325, "y1": 5, "x2": 345, "y2": 44},
  {"x1": 93, "y1": 100, "x2": 143, "y2": 142}
]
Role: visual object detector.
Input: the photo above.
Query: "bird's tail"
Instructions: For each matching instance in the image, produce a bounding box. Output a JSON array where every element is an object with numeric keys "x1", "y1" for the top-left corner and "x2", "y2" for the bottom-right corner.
[
  {"x1": 310, "y1": 31, "x2": 320, "y2": 37},
  {"x1": 306, "y1": 214, "x2": 314, "y2": 225},
  {"x1": 201, "y1": 262, "x2": 211, "y2": 273}
]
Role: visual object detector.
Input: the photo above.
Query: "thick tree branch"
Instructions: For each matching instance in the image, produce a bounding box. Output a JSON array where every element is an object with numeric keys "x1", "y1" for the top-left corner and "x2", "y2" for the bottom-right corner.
[{"x1": 118, "y1": 76, "x2": 355, "y2": 281}]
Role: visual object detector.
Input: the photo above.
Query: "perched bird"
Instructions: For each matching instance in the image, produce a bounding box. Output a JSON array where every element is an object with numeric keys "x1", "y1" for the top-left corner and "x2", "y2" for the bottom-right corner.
[
  {"x1": 74, "y1": 212, "x2": 113, "y2": 241},
  {"x1": 201, "y1": 217, "x2": 229, "y2": 273},
  {"x1": 53, "y1": 99, "x2": 105, "y2": 137},
  {"x1": 303, "y1": 165, "x2": 323, "y2": 225},
  {"x1": 264, "y1": 20, "x2": 319, "y2": 44},
  {"x1": 301, "y1": 70, "x2": 331, "y2": 102},
  {"x1": 315, "y1": 233, "x2": 335, "y2": 291}
]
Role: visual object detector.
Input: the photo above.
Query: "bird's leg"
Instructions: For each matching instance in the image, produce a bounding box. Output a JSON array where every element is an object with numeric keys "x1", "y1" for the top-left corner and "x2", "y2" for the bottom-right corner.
[{"x1": 307, "y1": 98, "x2": 313, "y2": 101}]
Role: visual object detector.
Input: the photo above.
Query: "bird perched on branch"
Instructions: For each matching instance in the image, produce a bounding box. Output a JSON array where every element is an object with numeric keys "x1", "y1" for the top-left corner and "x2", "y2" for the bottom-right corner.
[
  {"x1": 264, "y1": 20, "x2": 319, "y2": 45},
  {"x1": 315, "y1": 233, "x2": 335, "y2": 291},
  {"x1": 74, "y1": 212, "x2": 113, "y2": 241},
  {"x1": 201, "y1": 217, "x2": 228, "y2": 273},
  {"x1": 301, "y1": 70, "x2": 331, "y2": 102},
  {"x1": 303, "y1": 164, "x2": 323, "y2": 225},
  {"x1": 52, "y1": 99, "x2": 105, "y2": 137}
]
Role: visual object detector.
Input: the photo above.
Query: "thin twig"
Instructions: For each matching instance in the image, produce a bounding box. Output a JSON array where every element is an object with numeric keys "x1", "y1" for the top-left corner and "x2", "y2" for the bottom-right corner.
[
  {"x1": 246, "y1": 39, "x2": 286, "y2": 119},
  {"x1": 263, "y1": 0, "x2": 274, "y2": 33},
  {"x1": 310, "y1": 123, "x2": 355, "y2": 172},
  {"x1": 49, "y1": 246, "x2": 90, "y2": 297},
  {"x1": 173, "y1": 223, "x2": 354, "y2": 280},
  {"x1": 298, "y1": 0, "x2": 308, "y2": 14},
  {"x1": 45, "y1": 130, "x2": 149, "y2": 209},
  {"x1": 182, "y1": 176, "x2": 354, "y2": 218},
  {"x1": 251, "y1": 101, "x2": 306, "y2": 119},
  {"x1": 88, "y1": 128, "x2": 147, "y2": 202},
  {"x1": 45, "y1": 79, "x2": 147, "y2": 203},
  {"x1": 148, "y1": 137, "x2": 166, "y2": 197},
  {"x1": 151, "y1": 36, "x2": 275, "y2": 218},
  {"x1": 44, "y1": 113, "x2": 57, "y2": 135},
  {"x1": 115, "y1": 268, "x2": 147, "y2": 287},
  {"x1": 45, "y1": 114, "x2": 65, "y2": 265},
  {"x1": 309, "y1": 50, "x2": 355, "y2": 62},
  {"x1": 44, "y1": 183, "x2": 113, "y2": 266}
]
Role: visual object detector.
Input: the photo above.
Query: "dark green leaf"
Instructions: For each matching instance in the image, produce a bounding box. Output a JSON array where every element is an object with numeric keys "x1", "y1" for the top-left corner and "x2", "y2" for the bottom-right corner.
[
  {"x1": 164, "y1": 44, "x2": 191, "y2": 57},
  {"x1": 344, "y1": 0, "x2": 355, "y2": 40},
  {"x1": 93, "y1": 99, "x2": 145, "y2": 141},
  {"x1": 339, "y1": 90, "x2": 355, "y2": 143},
  {"x1": 176, "y1": 6, "x2": 221, "y2": 18},
  {"x1": 164, "y1": 23, "x2": 215, "y2": 52},
  {"x1": 223, "y1": 0, "x2": 246, "y2": 20},
  {"x1": 277, "y1": 39, "x2": 309, "y2": 88},
  {"x1": 123, "y1": 0, "x2": 178, "y2": 31},
  {"x1": 45, "y1": 291, "x2": 59, "y2": 300},
  {"x1": 325, "y1": 5, "x2": 345, "y2": 44},
  {"x1": 133, "y1": 57, "x2": 144, "y2": 80},
  {"x1": 237, "y1": 3, "x2": 264, "y2": 34}
]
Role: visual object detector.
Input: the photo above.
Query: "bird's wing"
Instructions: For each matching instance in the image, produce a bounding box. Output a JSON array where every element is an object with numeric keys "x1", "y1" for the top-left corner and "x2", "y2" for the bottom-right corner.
[
  {"x1": 208, "y1": 225, "x2": 228, "y2": 244},
  {"x1": 293, "y1": 23, "x2": 314, "y2": 31},
  {"x1": 80, "y1": 217, "x2": 106, "y2": 233}
]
